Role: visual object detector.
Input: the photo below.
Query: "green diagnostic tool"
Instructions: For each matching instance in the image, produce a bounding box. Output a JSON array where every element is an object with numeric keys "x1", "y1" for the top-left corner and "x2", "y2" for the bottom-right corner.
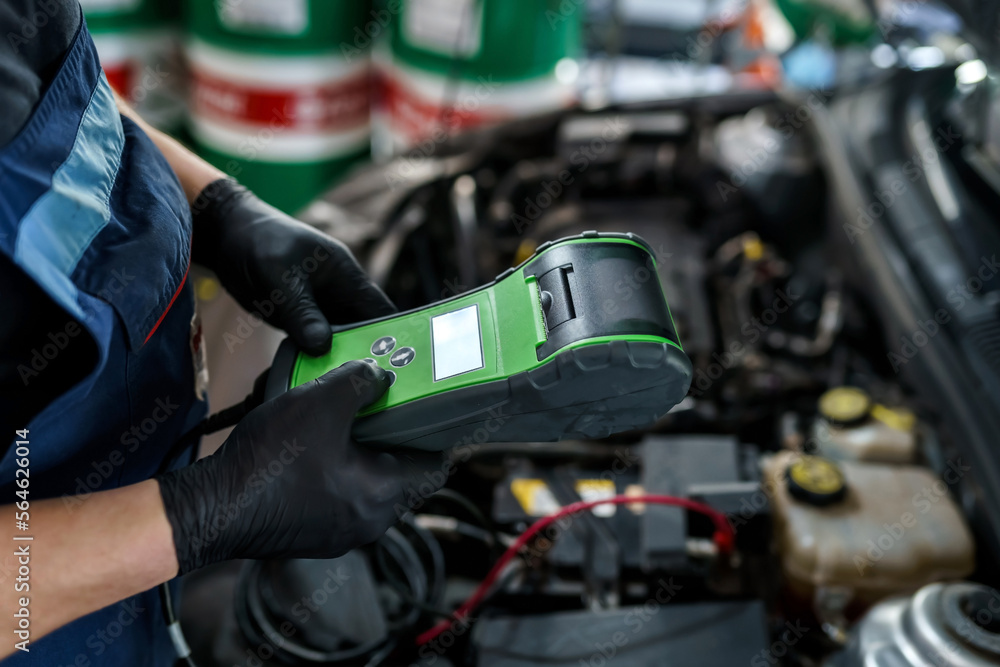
[{"x1": 266, "y1": 232, "x2": 692, "y2": 451}]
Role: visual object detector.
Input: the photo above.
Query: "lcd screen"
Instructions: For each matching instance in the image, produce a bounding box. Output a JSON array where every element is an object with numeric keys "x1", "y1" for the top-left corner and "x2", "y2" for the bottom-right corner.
[{"x1": 431, "y1": 305, "x2": 484, "y2": 381}]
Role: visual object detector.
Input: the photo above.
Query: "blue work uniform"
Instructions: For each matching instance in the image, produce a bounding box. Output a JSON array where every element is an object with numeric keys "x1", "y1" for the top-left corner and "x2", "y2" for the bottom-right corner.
[{"x1": 0, "y1": 6, "x2": 205, "y2": 666}]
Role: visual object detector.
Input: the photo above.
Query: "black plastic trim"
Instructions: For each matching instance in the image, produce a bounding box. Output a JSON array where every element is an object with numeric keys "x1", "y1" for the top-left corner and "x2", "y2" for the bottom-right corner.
[
  {"x1": 524, "y1": 240, "x2": 679, "y2": 360},
  {"x1": 352, "y1": 340, "x2": 692, "y2": 451}
]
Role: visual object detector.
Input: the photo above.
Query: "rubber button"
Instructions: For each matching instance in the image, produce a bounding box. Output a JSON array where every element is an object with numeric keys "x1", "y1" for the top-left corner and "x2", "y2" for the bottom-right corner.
[
  {"x1": 390, "y1": 347, "x2": 415, "y2": 367},
  {"x1": 371, "y1": 336, "x2": 396, "y2": 356},
  {"x1": 386, "y1": 370, "x2": 396, "y2": 386}
]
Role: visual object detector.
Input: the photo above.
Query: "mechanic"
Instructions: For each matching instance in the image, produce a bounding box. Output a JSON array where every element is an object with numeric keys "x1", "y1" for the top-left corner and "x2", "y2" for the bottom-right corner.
[{"x1": 0, "y1": 2, "x2": 440, "y2": 664}]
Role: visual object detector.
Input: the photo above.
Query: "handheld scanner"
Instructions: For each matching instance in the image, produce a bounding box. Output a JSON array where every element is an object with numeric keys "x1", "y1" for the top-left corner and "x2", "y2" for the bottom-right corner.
[{"x1": 266, "y1": 232, "x2": 692, "y2": 451}]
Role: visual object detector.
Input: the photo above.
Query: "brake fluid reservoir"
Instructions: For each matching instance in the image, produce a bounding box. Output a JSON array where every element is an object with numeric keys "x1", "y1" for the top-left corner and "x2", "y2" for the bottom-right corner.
[
  {"x1": 763, "y1": 452, "x2": 974, "y2": 606},
  {"x1": 811, "y1": 387, "x2": 918, "y2": 464}
]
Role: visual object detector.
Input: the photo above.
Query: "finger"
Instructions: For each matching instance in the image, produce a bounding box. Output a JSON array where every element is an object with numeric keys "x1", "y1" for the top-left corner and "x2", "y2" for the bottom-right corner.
[
  {"x1": 313, "y1": 240, "x2": 398, "y2": 323},
  {"x1": 273, "y1": 282, "x2": 333, "y2": 356},
  {"x1": 346, "y1": 277, "x2": 397, "y2": 321},
  {"x1": 314, "y1": 359, "x2": 392, "y2": 417},
  {"x1": 396, "y1": 452, "x2": 448, "y2": 509}
]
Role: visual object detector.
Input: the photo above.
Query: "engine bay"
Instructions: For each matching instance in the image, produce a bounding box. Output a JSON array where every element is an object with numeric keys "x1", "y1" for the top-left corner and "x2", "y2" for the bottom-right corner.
[{"x1": 183, "y1": 92, "x2": 1000, "y2": 667}]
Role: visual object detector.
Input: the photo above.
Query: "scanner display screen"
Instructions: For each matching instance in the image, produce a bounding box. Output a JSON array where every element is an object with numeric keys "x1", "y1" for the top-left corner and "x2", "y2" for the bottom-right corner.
[{"x1": 431, "y1": 305, "x2": 484, "y2": 381}]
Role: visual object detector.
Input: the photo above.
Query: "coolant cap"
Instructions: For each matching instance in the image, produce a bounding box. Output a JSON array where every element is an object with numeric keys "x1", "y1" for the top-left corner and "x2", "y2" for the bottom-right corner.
[
  {"x1": 818, "y1": 386, "x2": 871, "y2": 426},
  {"x1": 786, "y1": 456, "x2": 847, "y2": 506}
]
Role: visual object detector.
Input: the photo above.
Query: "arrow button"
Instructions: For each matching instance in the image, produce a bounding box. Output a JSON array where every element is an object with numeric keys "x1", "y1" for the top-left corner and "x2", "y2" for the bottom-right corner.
[
  {"x1": 371, "y1": 336, "x2": 396, "y2": 356},
  {"x1": 390, "y1": 347, "x2": 415, "y2": 367}
]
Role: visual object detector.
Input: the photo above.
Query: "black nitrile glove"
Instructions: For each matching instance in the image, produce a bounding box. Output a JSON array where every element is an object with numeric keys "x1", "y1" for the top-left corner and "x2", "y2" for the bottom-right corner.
[
  {"x1": 157, "y1": 361, "x2": 443, "y2": 574},
  {"x1": 191, "y1": 178, "x2": 395, "y2": 356}
]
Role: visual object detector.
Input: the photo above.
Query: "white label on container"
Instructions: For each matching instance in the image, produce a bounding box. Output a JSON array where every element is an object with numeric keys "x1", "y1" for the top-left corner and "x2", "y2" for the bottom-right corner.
[
  {"x1": 403, "y1": 0, "x2": 482, "y2": 58},
  {"x1": 575, "y1": 480, "x2": 617, "y2": 517},
  {"x1": 219, "y1": 0, "x2": 309, "y2": 36},
  {"x1": 431, "y1": 305, "x2": 484, "y2": 381}
]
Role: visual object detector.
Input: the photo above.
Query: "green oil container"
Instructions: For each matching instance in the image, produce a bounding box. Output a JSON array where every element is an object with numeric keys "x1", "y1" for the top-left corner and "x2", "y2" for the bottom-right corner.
[
  {"x1": 184, "y1": 0, "x2": 373, "y2": 213},
  {"x1": 375, "y1": 0, "x2": 582, "y2": 152},
  {"x1": 82, "y1": 0, "x2": 185, "y2": 133}
]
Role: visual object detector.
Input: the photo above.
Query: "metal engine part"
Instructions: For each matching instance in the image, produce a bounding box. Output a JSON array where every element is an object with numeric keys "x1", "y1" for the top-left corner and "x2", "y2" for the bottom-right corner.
[{"x1": 828, "y1": 582, "x2": 1000, "y2": 666}]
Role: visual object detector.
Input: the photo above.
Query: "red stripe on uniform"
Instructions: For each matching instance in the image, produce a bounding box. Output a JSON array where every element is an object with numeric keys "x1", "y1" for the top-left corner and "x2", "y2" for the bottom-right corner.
[{"x1": 143, "y1": 253, "x2": 191, "y2": 346}]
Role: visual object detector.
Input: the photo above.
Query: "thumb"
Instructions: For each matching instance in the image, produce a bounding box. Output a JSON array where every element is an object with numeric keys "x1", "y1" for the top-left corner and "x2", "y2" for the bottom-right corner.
[
  {"x1": 313, "y1": 359, "x2": 392, "y2": 418},
  {"x1": 275, "y1": 282, "x2": 333, "y2": 356},
  {"x1": 398, "y1": 452, "x2": 448, "y2": 506},
  {"x1": 314, "y1": 240, "x2": 398, "y2": 322}
]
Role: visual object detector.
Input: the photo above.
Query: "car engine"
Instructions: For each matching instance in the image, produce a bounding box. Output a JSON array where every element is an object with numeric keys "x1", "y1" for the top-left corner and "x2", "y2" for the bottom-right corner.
[{"x1": 181, "y1": 91, "x2": 1000, "y2": 667}]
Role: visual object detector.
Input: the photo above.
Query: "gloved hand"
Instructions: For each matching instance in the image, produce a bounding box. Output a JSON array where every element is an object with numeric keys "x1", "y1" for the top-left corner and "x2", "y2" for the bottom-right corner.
[
  {"x1": 157, "y1": 361, "x2": 443, "y2": 574},
  {"x1": 191, "y1": 178, "x2": 395, "y2": 356}
]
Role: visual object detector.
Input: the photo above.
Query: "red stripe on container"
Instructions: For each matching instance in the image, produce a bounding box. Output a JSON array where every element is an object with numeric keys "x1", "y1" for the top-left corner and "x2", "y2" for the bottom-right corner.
[
  {"x1": 379, "y1": 73, "x2": 507, "y2": 145},
  {"x1": 190, "y1": 68, "x2": 371, "y2": 132},
  {"x1": 102, "y1": 64, "x2": 132, "y2": 99}
]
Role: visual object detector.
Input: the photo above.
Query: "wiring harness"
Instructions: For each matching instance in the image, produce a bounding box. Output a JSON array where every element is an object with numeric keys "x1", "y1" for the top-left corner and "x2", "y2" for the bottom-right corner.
[{"x1": 416, "y1": 493, "x2": 735, "y2": 645}]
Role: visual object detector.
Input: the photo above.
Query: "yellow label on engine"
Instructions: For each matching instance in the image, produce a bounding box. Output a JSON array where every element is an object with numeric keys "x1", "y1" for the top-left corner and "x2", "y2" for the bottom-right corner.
[{"x1": 510, "y1": 478, "x2": 560, "y2": 517}]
